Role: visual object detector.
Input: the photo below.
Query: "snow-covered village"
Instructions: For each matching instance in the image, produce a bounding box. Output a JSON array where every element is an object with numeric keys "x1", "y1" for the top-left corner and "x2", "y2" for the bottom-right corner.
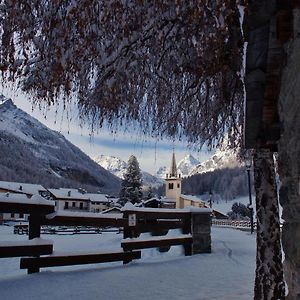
[{"x1": 0, "y1": 2, "x2": 299, "y2": 300}]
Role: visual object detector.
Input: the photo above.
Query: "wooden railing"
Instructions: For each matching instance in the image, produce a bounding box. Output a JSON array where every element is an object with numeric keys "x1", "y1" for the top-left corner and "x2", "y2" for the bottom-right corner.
[{"x1": 0, "y1": 197, "x2": 211, "y2": 274}]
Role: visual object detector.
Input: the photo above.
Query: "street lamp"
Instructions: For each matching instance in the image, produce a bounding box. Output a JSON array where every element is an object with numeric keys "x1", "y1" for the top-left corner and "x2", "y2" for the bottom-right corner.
[
  {"x1": 209, "y1": 190, "x2": 213, "y2": 209},
  {"x1": 245, "y1": 155, "x2": 254, "y2": 234}
]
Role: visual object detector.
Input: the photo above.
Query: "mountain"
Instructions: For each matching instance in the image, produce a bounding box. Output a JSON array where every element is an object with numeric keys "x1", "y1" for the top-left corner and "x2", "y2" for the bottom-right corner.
[
  {"x1": 189, "y1": 148, "x2": 241, "y2": 176},
  {"x1": 0, "y1": 96, "x2": 120, "y2": 194},
  {"x1": 94, "y1": 155, "x2": 163, "y2": 187},
  {"x1": 155, "y1": 166, "x2": 167, "y2": 179},
  {"x1": 177, "y1": 154, "x2": 200, "y2": 177},
  {"x1": 94, "y1": 155, "x2": 127, "y2": 179},
  {"x1": 154, "y1": 154, "x2": 199, "y2": 179}
]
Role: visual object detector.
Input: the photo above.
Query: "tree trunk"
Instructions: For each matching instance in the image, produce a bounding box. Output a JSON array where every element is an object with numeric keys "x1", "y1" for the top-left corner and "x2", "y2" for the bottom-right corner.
[{"x1": 253, "y1": 149, "x2": 285, "y2": 300}]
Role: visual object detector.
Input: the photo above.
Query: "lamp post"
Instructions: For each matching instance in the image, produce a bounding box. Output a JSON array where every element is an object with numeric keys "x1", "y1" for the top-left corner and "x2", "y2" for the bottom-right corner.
[
  {"x1": 245, "y1": 156, "x2": 254, "y2": 234},
  {"x1": 209, "y1": 190, "x2": 213, "y2": 209}
]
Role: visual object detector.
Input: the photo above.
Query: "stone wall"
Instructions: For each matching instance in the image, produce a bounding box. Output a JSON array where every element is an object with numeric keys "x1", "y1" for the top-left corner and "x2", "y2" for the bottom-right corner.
[
  {"x1": 278, "y1": 8, "x2": 300, "y2": 300},
  {"x1": 191, "y1": 211, "x2": 211, "y2": 254}
]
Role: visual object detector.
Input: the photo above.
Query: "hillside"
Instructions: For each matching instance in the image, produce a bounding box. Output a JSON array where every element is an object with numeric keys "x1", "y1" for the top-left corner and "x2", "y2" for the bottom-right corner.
[{"x1": 0, "y1": 96, "x2": 120, "y2": 194}]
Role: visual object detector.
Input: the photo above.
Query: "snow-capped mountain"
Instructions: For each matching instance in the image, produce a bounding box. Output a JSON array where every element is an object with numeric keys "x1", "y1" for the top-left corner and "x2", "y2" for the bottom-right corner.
[
  {"x1": 94, "y1": 155, "x2": 127, "y2": 179},
  {"x1": 155, "y1": 154, "x2": 199, "y2": 178},
  {"x1": 189, "y1": 148, "x2": 241, "y2": 176},
  {"x1": 0, "y1": 96, "x2": 120, "y2": 193},
  {"x1": 177, "y1": 154, "x2": 200, "y2": 177},
  {"x1": 155, "y1": 166, "x2": 167, "y2": 179},
  {"x1": 94, "y1": 155, "x2": 163, "y2": 187}
]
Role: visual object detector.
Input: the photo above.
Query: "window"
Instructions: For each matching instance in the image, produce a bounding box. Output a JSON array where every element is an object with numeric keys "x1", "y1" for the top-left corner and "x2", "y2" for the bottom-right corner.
[
  {"x1": 169, "y1": 183, "x2": 174, "y2": 189},
  {"x1": 11, "y1": 213, "x2": 15, "y2": 218},
  {"x1": 177, "y1": 183, "x2": 180, "y2": 188},
  {"x1": 72, "y1": 202, "x2": 76, "y2": 207},
  {"x1": 64, "y1": 202, "x2": 69, "y2": 209},
  {"x1": 80, "y1": 203, "x2": 83, "y2": 209},
  {"x1": 19, "y1": 213, "x2": 24, "y2": 218}
]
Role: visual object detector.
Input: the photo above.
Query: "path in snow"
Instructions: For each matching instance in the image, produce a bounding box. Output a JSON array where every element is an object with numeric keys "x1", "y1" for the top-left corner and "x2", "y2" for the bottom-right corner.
[{"x1": 0, "y1": 226, "x2": 256, "y2": 300}]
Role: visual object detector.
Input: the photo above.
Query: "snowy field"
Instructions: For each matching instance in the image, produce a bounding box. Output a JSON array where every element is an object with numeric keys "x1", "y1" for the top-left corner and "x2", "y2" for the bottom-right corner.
[{"x1": 0, "y1": 225, "x2": 255, "y2": 300}]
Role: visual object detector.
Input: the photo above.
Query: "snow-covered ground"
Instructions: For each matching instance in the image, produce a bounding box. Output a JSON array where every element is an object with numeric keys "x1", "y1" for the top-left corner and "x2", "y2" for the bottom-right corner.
[{"x1": 0, "y1": 225, "x2": 255, "y2": 300}]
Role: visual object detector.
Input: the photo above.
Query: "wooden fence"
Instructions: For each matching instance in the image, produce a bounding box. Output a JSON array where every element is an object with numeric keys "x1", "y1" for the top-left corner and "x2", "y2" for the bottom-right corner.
[
  {"x1": 0, "y1": 198, "x2": 211, "y2": 274},
  {"x1": 212, "y1": 219, "x2": 257, "y2": 230}
]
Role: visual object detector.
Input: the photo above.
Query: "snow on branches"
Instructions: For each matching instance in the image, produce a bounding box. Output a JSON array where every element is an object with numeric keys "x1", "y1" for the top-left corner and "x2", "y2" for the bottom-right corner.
[{"x1": 0, "y1": 0, "x2": 244, "y2": 148}]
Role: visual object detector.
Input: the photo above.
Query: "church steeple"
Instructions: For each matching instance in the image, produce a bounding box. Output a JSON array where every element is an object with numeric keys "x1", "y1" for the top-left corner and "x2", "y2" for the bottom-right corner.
[
  {"x1": 165, "y1": 152, "x2": 182, "y2": 208},
  {"x1": 169, "y1": 152, "x2": 178, "y2": 178}
]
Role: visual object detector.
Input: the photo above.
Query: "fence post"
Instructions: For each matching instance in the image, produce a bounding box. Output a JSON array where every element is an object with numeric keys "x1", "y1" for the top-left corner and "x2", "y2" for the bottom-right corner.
[
  {"x1": 182, "y1": 213, "x2": 192, "y2": 256},
  {"x1": 28, "y1": 213, "x2": 41, "y2": 274},
  {"x1": 191, "y1": 210, "x2": 211, "y2": 254},
  {"x1": 122, "y1": 210, "x2": 133, "y2": 264}
]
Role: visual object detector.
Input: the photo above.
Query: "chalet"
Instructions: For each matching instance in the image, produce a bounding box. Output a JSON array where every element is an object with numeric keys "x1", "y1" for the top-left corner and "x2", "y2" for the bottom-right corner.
[
  {"x1": 48, "y1": 188, "x2": 111, "y2": 212},
  {"x1": 88, "y1": 193, "x2": 111, "y2": 213},
  {"x1": 0, "y1": 180, "x2": 47, "y2": 197},
  {"x1": 0, "y1": 181, "x2": 47, "y2": 222}
]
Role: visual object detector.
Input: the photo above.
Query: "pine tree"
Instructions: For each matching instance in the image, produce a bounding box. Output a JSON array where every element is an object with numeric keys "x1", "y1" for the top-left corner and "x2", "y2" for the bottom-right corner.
[
  {"x1": 145, "y1": 186, "x2": 154, "y2": 200},
  {"x1": 119, "y1": 155, "x2": 143, "y2": 205}
]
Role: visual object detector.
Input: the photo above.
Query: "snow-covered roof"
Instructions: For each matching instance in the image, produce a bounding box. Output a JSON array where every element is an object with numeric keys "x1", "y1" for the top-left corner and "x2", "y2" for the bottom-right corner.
[
  {"x1": 48, "y1": 188, "x2": 89, "y2": 200},
  {"x1": 0, "y1": 193, "x2": 55, "y2": 206},
  {"x1": 48, "y1": 188, "x2": 111, "y2": 203},
  {"x1": 121, "y1": 202, "x2": 211, "y2": 213},
  {"x1": 47, "y1": 210, "x2": 123, "y2": 220},
  {"x1": 87, "y1": 193, "x2": 110, "y2": 203},
  {"x1": 101, "y1": 207, "x2": 121, "y2": 214},
  {"x1": 161, "y1": 197, "x2": 176, "y2": 203},
  {"x1": 0, "y1": 181, "x2": 47, "y2": 195},
  {"x1": 180, "y1": 194, "x2": 205, "y2": 203}
]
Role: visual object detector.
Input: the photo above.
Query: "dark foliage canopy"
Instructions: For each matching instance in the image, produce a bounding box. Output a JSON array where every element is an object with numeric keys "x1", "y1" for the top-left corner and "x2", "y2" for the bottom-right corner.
[{"x1": 0, "y1": 0, "x2": 244, "y2": 148}]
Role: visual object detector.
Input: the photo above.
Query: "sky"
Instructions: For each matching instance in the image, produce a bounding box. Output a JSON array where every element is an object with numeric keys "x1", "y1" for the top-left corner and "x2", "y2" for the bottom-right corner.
[{"x1": 1, "y1": 87, "x2": 214, "y2": 174}]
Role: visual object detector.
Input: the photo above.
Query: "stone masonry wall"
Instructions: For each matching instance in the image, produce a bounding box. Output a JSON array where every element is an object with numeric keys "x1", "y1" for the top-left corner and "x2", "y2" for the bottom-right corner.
[
  {"x1": 191, "y1": 212, "x2": 211, "y2": 254},
  {"x1": 278, "y1": 8, "x2": 300, "y2": 300}
]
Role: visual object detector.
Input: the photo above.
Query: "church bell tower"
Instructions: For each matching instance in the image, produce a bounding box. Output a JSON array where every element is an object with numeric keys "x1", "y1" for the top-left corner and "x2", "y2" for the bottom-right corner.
[{"x1": 165, "y1": 152, "x2": 182, "y2": 208}]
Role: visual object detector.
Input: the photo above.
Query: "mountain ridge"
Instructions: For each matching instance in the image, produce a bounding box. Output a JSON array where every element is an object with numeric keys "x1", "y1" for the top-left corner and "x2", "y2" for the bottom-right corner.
[{"x1": 0, "y1": 96, "x2": 120, "y2": 194}]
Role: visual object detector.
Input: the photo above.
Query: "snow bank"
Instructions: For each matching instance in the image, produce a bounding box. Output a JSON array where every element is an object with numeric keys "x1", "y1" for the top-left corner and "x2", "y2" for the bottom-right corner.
[
  {"x1": 0, "y1": 226, "x2": 255, "y2": 300},
  {"x1": 46, "y1": 211, "x2": 123, "y2": 219}
]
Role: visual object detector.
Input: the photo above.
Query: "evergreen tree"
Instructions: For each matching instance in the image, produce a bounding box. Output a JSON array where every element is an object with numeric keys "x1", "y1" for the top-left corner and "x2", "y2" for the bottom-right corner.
[
  {"x1": 119, "y1": 155, "x2": 143, "y2": 205},
  {"x1": 144, "y1": 186, "x2": 154, "y2": 200}
]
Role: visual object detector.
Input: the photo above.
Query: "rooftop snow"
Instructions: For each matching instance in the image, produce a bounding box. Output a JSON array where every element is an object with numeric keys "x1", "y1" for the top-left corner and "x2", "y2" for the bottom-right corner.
[
  {"x1": 0, "y1": 193, "x2": 54, "y2": 206},
  {"x1": 0, "y1": 180, "x2": 46, "y2": 195},
  {"x1": 48, "y1": 189, "x2": 109, "y2": 202}
]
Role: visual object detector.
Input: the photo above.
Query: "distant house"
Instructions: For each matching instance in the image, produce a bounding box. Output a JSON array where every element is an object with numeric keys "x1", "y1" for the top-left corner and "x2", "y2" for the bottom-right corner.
[
  {"x1": 48, "y1": 188, "x2": 111, "y2": 212},
  {"x1": 0, "y1": 181, "x2": 48, "y2": 222},
  {"x1": 0, "y1": 180, "x2": 47, "y2": 197},
  {"x1": 179, "y1": 194, "x2": 207, "y2": 209},
  {"x1": 88, "y1": 193, "x2": 111, "y2": 213}
]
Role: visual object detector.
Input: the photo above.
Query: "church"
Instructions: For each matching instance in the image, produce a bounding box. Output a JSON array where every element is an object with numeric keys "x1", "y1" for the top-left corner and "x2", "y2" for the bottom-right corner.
[{"x1": 163, "y1": 153, "x2": 208, "y2": 209}]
